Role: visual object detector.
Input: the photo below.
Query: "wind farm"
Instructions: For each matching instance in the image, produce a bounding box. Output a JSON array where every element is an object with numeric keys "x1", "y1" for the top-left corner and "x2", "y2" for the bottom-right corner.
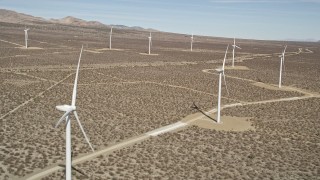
[{"x1": 0, "y1": 6, "x2": 320, "y2": 180}]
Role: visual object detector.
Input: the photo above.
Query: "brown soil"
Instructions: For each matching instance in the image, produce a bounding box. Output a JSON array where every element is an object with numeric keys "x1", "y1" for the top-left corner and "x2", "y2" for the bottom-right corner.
[
  {"x1": 17, "y1": 47, "x2": 43, "y2": 50},
  {"x1": 252, "y1": 82, "x2": 296, "y2": 92},
  {"x1": 83, "y1": 49, "x2": 102, "y2": 54},
  {"x1": 95, "y1": 48, "x2": 124, "y2": 51},
  {"x1": 1, "y1": 20, "x2": 319, "y2": 180},
  {"x1": 139, "y1": 52, "x2": 159, "y2": 56},
  {"x1": 190, "y1": 115, "x2": 254, "y2": 131},
  {"x1": 4, "y1": 79, "x2": 40, "y2": 87},
  {"x1": 224, "y1": 65, "x2": 250, "y2": 70}
]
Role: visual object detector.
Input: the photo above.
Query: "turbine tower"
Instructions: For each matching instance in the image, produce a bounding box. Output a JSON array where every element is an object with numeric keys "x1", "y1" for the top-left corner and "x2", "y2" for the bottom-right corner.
[
  {"x1": 55, "y1": 46, "x2": 94, "y2": 180},
  {"x1": 109, "y1": 26, "x2": 113, "y2": 49},
  {"x1": 232, "y1": 38, "x2": 241, "y2": 67},
  {"x1": 191, "y1": 33, "x2": 194, "y2": 51},
  {"x1": 24, "y1": 28, "x2": 29, "y2": 48},
  {"x1": 278, "y1": 45, "x2": 287, "y2": 88},
  {"x1": 148, "y1": 32, "x2": 152, "y2": 55},
  {"x1": 215, "y1": 45, "x2": 229, "y2": 123}
]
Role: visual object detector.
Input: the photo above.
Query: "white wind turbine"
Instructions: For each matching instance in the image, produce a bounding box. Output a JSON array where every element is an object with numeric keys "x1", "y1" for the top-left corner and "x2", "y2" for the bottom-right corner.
[
  {"x1": 232, "y1": 38, "x2": 241, "y2": 67},
  {"x1": 278, "y1": 45, "x2": 287, "y2": 88},
  {"x1": 109, "y1": 26, "x2": 113, "y2": 49},
  {"x1": 191, "y1": 33, "x2": 194, "y2": 51},
  {"x1": 148, "y1": 32, "x2": 152, "y2": 55},
  {"x1": 55, "y1": 46, "x2": 94, "y2": 180},
  {"x1": 215, "y1": 45, "x2": 230, "y2": 123},
  {"x1": 24, "y1": 28, "x2": 29, "y2": 48}
]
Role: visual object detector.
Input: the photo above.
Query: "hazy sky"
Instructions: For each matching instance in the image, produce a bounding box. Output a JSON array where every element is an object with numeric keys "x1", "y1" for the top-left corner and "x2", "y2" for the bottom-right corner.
[{"x1": 1, "y1": 0, "x2": 320, "y2": 41}]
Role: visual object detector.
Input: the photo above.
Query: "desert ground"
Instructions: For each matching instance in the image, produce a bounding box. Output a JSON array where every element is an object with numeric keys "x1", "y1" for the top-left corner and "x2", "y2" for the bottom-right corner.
[{"x1": 0, "y1": 21, "x2": 319, "y2": 179}]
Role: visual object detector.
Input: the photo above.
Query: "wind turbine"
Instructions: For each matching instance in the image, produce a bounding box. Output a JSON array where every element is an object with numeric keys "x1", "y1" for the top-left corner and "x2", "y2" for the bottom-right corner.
[
  {"x1": 231, "y1": 38, "x2": 241, "y2": 67},
  {"x1": 24, "y1": 28, "x2": 29, "y2": 48},
  {"x1": 278, "y1": 45, "x2": 287, "y2": 88},
  {"x1": 148, "y1": 32, "x2": 152, "y2": 55},
  {"x1": 55, "y1": 45, "x2": 94, "y2": 180},
  {"x1": 109, "y1": 26, "x2": 113, "y2": 49},
  {"x1": 191, "y1": 33, "x2": 194, "y2": 51},
  {"x1": 215, "y1": 45, "x2": 229, "y2": 123}
]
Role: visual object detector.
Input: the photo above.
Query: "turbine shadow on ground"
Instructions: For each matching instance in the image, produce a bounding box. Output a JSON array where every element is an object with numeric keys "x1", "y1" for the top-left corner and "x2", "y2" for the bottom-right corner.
[
  {"x1": 191, "y1": 102, "x2": 216, "y2": 122},
  {"x1": 58, "y1": 164, "x2": 88, "y2": 178},
  {"x1": 58, "y1": 151, "x2": 89, "y2": 178}
]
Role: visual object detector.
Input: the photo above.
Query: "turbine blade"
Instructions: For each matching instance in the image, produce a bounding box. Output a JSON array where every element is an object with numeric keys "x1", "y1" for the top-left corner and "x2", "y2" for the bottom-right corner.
[
  {"x1": 73, "y1": 111, "x2": 94, "y2": 152},
  {"x1": 55, "y1": 111, "x2": 71, "y2": 128},
  {"x1": 223, "y1": 72, "x2": 230, "y2": 96},
  {"x1": 236, "y1": 45, "x2": 241, "y2": 49},
  {"x1": 222, "y1": 45, "x2": 229, "y2": 70},
  {"x1": 71, "y1": 46, "x2": 83, "y2": 106}
]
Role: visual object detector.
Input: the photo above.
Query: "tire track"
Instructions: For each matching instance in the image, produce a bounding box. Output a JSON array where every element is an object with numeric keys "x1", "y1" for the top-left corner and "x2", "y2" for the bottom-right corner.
[
  {"x1": 17, "y1": 46, "x2": 319, "y2": 179},
  {"x1": 23, "y1": 86, "x2": 320, "y2": 180},
  {"x1": 0, "y1": 73, "x2": 74, "y2": 121}
]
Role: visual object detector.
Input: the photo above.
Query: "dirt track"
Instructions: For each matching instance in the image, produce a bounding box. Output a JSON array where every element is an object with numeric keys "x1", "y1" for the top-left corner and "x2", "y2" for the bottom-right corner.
[
  {"x1": 1, "y1": 26, "x2": 318, "y2": 179},
  {"x1": 0, "y1": 73, "x2": 74, "y2": 121},
  {"x1": 23, "y1": 91, "x2": 319, "y2": 179},
  {"x1": 22, "y1": 62, "x2": 320, "y2": 179}
]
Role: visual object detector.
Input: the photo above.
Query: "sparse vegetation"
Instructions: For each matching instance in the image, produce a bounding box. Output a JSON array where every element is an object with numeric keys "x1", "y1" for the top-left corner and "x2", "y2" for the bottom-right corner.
[{"x1": 0, "y1": 19, "x2": 319, "y2": 179}]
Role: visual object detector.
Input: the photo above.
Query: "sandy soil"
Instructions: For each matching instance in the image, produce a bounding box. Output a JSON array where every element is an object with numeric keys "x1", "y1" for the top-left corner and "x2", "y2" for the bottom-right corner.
[
  {"x1": 190, "y1": 115, "x2": 254, "y2": 131},
  {"x1": 252, "y1": 82, "x2": 292, "y2": 91},
  {"x1": 139, "y1": 52, "x2": 159, "y2": 56},
  {"x1": 17, "y1": 47, "x2": 43, "y2": 50},
  {"x1": 224, "y1": 65, "x2": 250, "y2": 70},
  {"x1": 1, "y1": 21, "x2": 319, "y2": 179},
  {"x1": 3, "y1": 79, "x2": 40, "y2": 87},
  {"x1": 95, "y1": 48, "x2": 124, "y2": 51},
  {"x1": 83, "y1": 49, "x2": 102, "y2": 54}
]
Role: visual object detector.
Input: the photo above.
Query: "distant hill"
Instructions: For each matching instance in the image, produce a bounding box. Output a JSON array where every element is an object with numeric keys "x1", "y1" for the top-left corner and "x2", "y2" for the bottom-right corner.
[
  {"x1": 0, "y1": 9, "x2": 156, "y2": 31},
  {"x1": 49, "y1": 16, "x2": 105, "y2": 27},
  {"x1": 0, "y1": 9, "x2": 46, "y2": 24},
  {"x1": 284, "y1": 38, "x2": 318, "y2": 42}
]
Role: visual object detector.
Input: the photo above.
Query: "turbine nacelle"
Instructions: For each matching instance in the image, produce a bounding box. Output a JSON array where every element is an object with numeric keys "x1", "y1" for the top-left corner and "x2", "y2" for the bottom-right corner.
[
  {"x1": 279, "y1": 50, "x2": 286, "y2": 58},
  {"x1": 56, "y1": 105, "x2": 76, "y2": 112},
  {"x1": 215, "y1": 68, "x2": 224, "y2": 73},
  {"x1": 232, "y1": 44, "x2": 241, "y2": 49}
]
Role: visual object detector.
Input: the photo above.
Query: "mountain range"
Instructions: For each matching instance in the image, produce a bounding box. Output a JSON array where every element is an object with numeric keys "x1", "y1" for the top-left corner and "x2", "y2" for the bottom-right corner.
[{"x1": 0, "y1": 9, "x2": 154, "y2": 31}]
